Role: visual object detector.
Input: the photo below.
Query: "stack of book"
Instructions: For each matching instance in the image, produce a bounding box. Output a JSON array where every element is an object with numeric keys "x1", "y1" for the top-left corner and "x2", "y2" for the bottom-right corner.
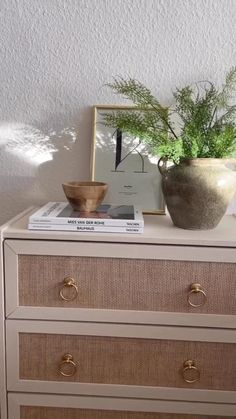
[{"x1": 28, "y1": 202, "x2": 144, "y2": 234}]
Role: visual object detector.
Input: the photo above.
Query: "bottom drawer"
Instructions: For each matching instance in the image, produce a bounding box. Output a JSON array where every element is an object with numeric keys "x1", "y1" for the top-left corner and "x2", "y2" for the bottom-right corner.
[
  {"x1": 21, "y1": 407, "x2": 236, "y2": 419},
  {"x1": 20, "y1": 407, "x2": 234, "y2": 419},
  {"x1": 8, "y1": 393, "x2": 236, "y2": 418}
]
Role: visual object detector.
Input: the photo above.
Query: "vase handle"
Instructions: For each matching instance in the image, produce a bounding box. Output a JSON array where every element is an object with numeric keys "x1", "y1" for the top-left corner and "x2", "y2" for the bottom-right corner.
[{"x1": 158, "y1": 157, "x2": 168, "y2": 175}]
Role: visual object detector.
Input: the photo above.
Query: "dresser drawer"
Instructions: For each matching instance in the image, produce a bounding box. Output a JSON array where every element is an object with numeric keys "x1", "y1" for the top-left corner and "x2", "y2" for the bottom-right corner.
[
  {"x1": 19, "y1": 406, "x2": 234, "y2": 419},
  {"x1": 6, "y1": 321, "x2": 236, "y2": 400},
  {"x1": 16, "y1": 255, "x2": 236, "y2": 314},
  {"x1": 5, "y1": 241, "x2": 236, "y2": 323},
  {"x1": 18, "y1": 333, "x2": 236, "y2": 390},
  {"x1": 8, "y1": 393, "x2": 236, "y2": 418}
]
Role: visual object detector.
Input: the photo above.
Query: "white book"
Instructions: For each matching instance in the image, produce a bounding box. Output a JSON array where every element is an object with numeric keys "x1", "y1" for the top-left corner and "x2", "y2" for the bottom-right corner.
[
  {"x1": 28, "y1": 223, "x2": 143, "y2": 234},
  {"x1": 29, "y1": 202, "x2": 144, "y2": 228}
]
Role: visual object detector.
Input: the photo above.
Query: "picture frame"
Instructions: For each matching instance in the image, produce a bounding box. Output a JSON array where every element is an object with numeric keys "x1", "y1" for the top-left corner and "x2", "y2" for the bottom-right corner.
[{"x1": 91, "y1": 105, "x2": 165, "y2": 214}]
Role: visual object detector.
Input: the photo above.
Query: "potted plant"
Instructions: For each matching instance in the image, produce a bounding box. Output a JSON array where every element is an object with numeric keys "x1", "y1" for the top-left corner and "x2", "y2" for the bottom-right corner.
[{"x1": 102, "y1": 69, "x2": 236, "y2": 230}]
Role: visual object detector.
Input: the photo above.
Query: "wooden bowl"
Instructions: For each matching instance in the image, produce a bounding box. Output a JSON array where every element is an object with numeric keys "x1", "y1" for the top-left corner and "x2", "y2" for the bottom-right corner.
[{"x1": 62, "y1": 181, "x2": 108, "y2": 212}]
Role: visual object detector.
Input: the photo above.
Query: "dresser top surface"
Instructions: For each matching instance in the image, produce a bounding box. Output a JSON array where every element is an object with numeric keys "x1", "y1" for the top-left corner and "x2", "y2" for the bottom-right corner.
[{"x1": 1, "y1": 206, "x2": 236, "y2": 248}]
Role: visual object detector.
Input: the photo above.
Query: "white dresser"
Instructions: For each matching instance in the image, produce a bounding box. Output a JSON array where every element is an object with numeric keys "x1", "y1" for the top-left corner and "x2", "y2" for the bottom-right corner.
[{"x1": 0, "y1": 207, "x2": 236, "y2": 419}]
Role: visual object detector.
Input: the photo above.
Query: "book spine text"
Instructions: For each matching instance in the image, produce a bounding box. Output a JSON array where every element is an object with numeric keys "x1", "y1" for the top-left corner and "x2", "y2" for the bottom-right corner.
[{"x1": 28, "y1": 224, "x2": 143, "y2": 234}]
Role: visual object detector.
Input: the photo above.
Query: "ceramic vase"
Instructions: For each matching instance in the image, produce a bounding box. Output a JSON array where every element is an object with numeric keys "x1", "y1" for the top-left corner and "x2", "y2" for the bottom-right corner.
[{"x1": 158, "y1": 158, "x2": 236, "y2": 230}]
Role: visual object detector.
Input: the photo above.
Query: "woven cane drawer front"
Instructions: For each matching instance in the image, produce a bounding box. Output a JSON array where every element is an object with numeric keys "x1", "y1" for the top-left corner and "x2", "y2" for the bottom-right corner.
[
  {"x1": 17, "y1": 255, "x2": 236, "y2": 314},
  {"x1": 20, "y1": 406, "x2": 232, "y2": 419},
  {"x1": 18, "y1": 333, "x2": 236, "y2": 391}
]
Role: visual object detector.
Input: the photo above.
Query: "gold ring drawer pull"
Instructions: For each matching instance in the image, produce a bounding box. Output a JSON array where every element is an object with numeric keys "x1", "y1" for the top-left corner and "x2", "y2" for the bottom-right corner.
[
  {"x1": 58, "y1": 354, "x2": 77, "y2": 377},
  {"x1": 59, "y1": 277, "x2": 78, "y2": 301},
  {"x1": 187, "y1": 283, "x2": 206, "y2": 307},
  {"x1": 182, "y1": 360, "x2": 200, "y2": 383}
]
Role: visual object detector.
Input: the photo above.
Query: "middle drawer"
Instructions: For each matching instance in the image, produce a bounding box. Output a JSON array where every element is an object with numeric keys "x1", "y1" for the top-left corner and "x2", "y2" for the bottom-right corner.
[
  {"x1": 19, "y1": 333, "x2": 236, "y2": 390},
  {"x1": 6, "y1": 320, "x2": 236, "y2": 403}
]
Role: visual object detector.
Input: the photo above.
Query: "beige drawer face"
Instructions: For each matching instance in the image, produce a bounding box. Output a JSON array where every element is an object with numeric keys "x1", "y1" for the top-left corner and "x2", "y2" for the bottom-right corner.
[
  {"x1": 19, "y1": 333, "x2": 236, "y2": 391},
  {"x1": 20, "y1": 406, "x2": 232, "y2": 419},
  {"x1": 17, "y1": 255, "x2": 236, "y2": 315},
  {"x1": 9, "y1": 391, "x2": 236, "y2": 418}
]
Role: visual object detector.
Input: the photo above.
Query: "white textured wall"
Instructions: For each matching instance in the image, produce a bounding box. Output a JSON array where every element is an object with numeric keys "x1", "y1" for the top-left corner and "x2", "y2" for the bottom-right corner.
[{"x1": 0, "y1": 0, "x2": 236, "y2": 224}]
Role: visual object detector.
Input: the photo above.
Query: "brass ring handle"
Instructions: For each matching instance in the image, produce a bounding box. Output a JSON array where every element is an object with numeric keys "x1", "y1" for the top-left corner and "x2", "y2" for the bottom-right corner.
[
  {"x1": 182, "y1": 360, "x2": 200, "y2": 383},
  {"x1": 59, "y1": 277, "x2": 78, "y2": 301},
  {"x1": 187, "y1": 283, "x2": 206, "y2": 307},
  {"x1": 58, "y1": 354, "x2": 77, "y2": 377}
]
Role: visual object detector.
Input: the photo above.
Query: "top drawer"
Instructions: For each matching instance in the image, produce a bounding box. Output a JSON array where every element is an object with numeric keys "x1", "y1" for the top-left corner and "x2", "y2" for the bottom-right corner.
[
  {"x1": 17, "y1": 255, "x2": 236, "y2": 314},
  {"x1": 4, "y1": 240, "x2": 236, "y2": 326}
]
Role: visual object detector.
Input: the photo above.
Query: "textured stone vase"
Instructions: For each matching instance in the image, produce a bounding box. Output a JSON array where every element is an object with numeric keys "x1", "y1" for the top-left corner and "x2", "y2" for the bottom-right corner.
[{"x1": 159, "y1": 158, "x2": 236, "y2": 230}]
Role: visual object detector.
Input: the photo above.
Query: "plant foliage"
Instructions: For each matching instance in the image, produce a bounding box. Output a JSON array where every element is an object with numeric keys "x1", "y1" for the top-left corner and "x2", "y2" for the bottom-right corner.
[{"x1": 102, "y1": 68, "x2": 236, "y2": 163}]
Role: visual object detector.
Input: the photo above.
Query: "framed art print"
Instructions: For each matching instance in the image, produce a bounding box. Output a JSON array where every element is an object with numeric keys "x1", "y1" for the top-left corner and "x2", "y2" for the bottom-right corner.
[{"x1": 91, "y1": 105, "x2": 165, "y2": 214}]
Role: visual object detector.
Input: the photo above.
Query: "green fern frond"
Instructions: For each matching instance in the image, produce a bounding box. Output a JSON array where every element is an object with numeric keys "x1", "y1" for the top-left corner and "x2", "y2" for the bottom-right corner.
[
  {"x1": 217, "y1": 66, "x2": 236, "y2": 107},
  {"x1": 103, "y1": 68, "x2": 236, "y2": 161}
]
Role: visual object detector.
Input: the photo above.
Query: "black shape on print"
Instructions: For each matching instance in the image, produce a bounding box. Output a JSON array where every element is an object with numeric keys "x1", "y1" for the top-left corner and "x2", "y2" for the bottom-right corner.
[{"x1": 112, "y1": 130, "x2": 147, "y2": 173}]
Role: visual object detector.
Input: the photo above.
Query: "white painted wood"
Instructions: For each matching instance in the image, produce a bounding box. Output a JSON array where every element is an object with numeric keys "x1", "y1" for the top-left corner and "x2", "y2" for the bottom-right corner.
[
  {"x1": 7, "y1": 393, "x2": 20, "y2": 419},
  {"x1": 7, "y1": 306, "x2": 236, "y2": 329},
  {"x1": 6, "y1": 380, "x2": 236, "y2": 404},
  {"x1": 0, "y1": 226, "x2": 8, "y2": 418},
  {"x1": 2, "y1": 208, "x2": 236, "y2": 418},
  {"x1": 6, "y1": 319, "x2": 236, "y2": 343},
  {"x1": 4, "y1": 243, "x2": 19, "y2": 317},
  {"x1": 8, "y1": 392, "x2": 236, "y2": 417},
  {"x1": 0, "y1": 207, "x2": 35, "y2": 233},
  {"x1": 3, "y1": 208, "x2": 236, "y2": 248},
  {"x1": 5, "y1": 238, "x2": 236, "y2": 262}
]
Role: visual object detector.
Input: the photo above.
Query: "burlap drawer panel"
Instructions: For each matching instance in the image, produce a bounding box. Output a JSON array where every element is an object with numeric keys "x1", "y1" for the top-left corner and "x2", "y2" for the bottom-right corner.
[
  {"x1": 18, "y1": 255, "x2": 236, "y2": 314},
  {"x1": 19, "y1": 334, "x2": 236, "y2": 390},
  {"x1": 20, "y1": 406, "x2": 232, "y2": 419}
]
